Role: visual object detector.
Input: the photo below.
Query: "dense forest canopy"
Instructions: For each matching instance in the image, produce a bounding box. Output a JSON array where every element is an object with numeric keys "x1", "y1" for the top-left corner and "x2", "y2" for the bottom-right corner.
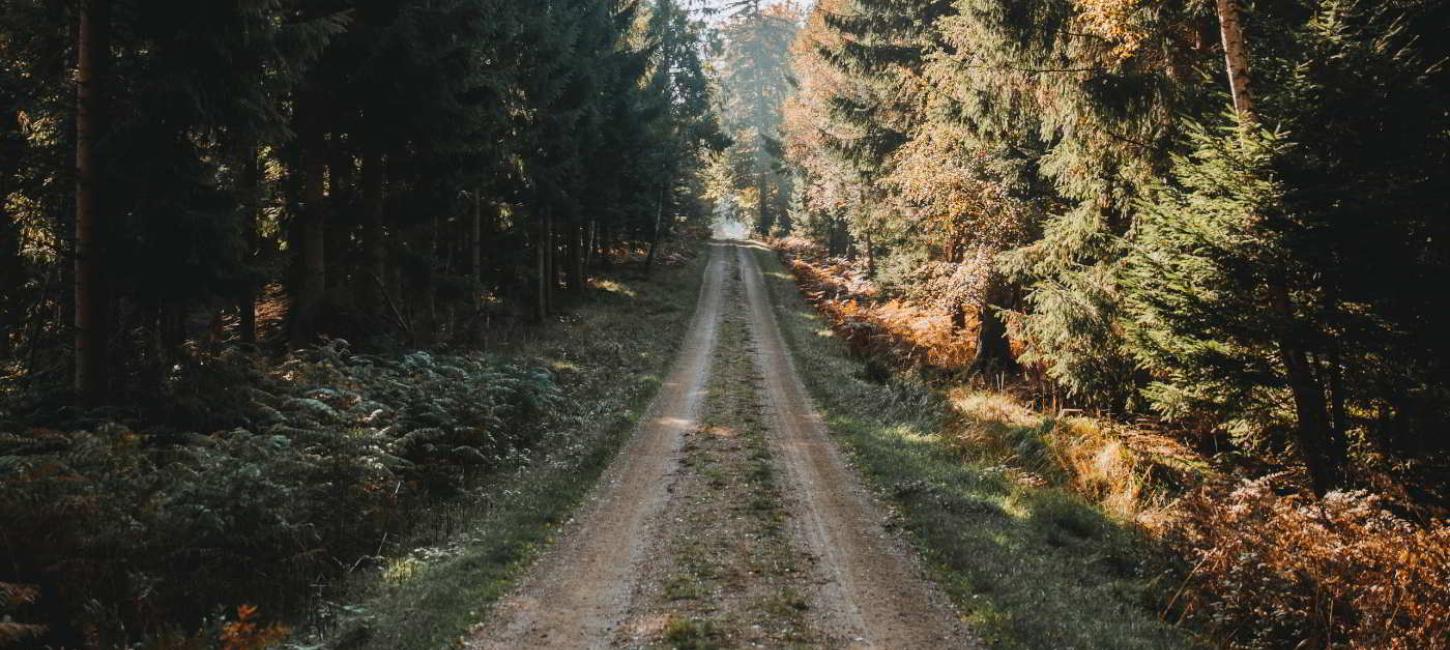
[
  {"x1": 0, "y1": 0, "x2": 724, "y2": 401},
  {"x1": 1, "y1": 0, "x2": 1447, "y2": 647},
  {"x1": 1, "y1": 0, "x2": 727, "y2": 644},
  {"x1": 781, "y1": 0, "x2": 1450, "y2": 497}
]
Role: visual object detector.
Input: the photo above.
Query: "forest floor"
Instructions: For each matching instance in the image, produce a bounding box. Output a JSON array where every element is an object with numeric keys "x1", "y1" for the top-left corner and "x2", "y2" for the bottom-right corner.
[{"x1": 465, "y1": 241, "x2": 978, "y2": 649}]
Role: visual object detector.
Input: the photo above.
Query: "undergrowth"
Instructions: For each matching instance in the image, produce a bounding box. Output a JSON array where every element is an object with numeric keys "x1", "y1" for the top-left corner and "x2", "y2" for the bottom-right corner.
[
  {"x1": 0, "y1": 240, "x2": 709, "y2": 649},
  {"x1": 752, "y1": 242, "x2": 1188, "y2": 649},
  {"x1": 768, "y1": 239, "x2": 1450, "y2": 649}
]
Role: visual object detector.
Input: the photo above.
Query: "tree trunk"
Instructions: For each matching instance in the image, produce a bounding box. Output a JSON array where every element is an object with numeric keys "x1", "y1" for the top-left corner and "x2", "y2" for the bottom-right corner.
[
  {"x1": 289, "y1": 90, "x2": 327, "y2": 347},
  {"x1": 583, "y1": 219, "x2": 596, "y2": 274},
  {"x1": 533, "y1": 209, "x2": 548, "y2": 322},
  {"x1": 359, "y1": 150, "x2": 386, "y2": 315},
  {"x1": 1217, "y1": 0, "x2": 1342, "y2": 494},
  {"x1": 1215, "y1": 0, "x2": 1255, "y2": 119},
  {"x1": 544, "y1": 209, "x2": 556, "y2": 312},
  {"x1": 325, "y1": 143, "x2": 353, "y2": 301},
  {"x1": 1271, "y1": 284, "x2": 1344, "y2": 494},
  {"x1": 597, "y1": 221, "x2": 612, "y2": 269},
  {"x1": 950, "y1": 300, "x2": 967, "y2": 332},
  {"x1": 755, "y1": 175, "x2": 769, "y2": 236},
  {"x1": 864, "y1": 228, "x2": 876, "y2": 277},
  {"x1": 416, "y1": 218, "x2": 438, "y2": 345},
  {"x1": 646, "y1": 180, "x2": 667, "y2": 271},
  {"x1": 74, "y1": 0, "x2": 110, "y2": 404},
  {"x1": 238, "y1": 146, "x2": 260, "y2": 344},
  {"x1": 471, "y1": 189, "x2": 482, "y2": 310},
  {"x1": 566, "y1": 216, "x2": 584, "y2": 295},
  {"x1": 968, "y1": 272, "x2": 1017, "y2": 376}
]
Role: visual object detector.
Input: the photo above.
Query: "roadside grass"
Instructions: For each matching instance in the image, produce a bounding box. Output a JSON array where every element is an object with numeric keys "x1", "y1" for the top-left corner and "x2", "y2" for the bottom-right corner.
[
  {"x1": 317, "y1": 243, "x2": 710, "y2": 649},
  {"x1": 748, "y1": 244, "x2": 1192, "y2": 650}
]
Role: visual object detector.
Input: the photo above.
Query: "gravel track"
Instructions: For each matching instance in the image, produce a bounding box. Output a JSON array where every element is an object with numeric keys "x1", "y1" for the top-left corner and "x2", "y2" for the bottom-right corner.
[{"x1": 468, "y1": 241, "x2": 978, "y2": 648}]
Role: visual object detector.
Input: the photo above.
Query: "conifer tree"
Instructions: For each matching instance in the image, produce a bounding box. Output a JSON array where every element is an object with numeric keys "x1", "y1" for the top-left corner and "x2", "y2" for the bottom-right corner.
[{"x1": 717, "y1": 3, "x2": 797, "y2": 235}]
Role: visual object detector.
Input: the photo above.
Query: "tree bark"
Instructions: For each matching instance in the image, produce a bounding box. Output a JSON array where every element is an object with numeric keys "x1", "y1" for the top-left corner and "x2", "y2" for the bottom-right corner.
[
  {"x1": 583, "y1": 219, "x2": 596, "y2": 274},
  {"x1": 237, "y1": 146, "x2": 260, "y2": 344},
  {"x1": 74, "y1": 0, "x2": 110, "y2": 403},
  {"x1": 289, "y1": 90, "x2": 328, "y2": 347},
  {"x1": 863, "y1": 228, "x2": 876, "y2": 277},
  {"x1": 565, "y1": 216, "x2": 584, "y2": 295},
  {"x1": 416, "y1": 217, "x2": 437, "y2": 345},
  {"x1": 597, "y1": 221, "x2": 613, "y2": 269},
  {"x1": 755, "y1": 175, "x2": 769, "y2": 236},
  {"x1": 326, "y1": 142, "x2": 353, "y2": 300},
  {"x1": 544, "y1": 208, "x2": 556, "y2": 312},
  {"x1": 1215, "y1": 0, "x2": 1255, "y2": 119},
  {"x1": 471, "y1": 189, "x2": 483, "y2": 310},
  {"x1": 646, "y1": 179, "x2": 668, "y2": 271},
  {"x1": 1217, "y1": 0, "x2": 1343, "y2": 494},
  {"x1": 533, "y1": 208, "x2": 548, "y2": 322},
  {"x1": 359, "y1": 150, "x2": 386, "y2": 315},
  {"x1": 968, "y1": 272, "x2": 1018, "y2": 376}
]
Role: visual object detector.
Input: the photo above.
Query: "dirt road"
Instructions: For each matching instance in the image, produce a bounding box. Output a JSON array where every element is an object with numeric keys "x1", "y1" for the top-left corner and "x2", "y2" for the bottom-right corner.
[
  {"x1": 467, "y1": 243, "x2": 729, "y2": 649},
  {"x1": 737, "y1": 243, "x2": 977, "y2": 649},
  {"x1": 468, "y1": 241, "x2": 976, "y2": 649}
]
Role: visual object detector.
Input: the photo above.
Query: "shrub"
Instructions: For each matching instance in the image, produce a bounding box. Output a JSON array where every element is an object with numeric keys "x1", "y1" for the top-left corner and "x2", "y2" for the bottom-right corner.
[
  {"x1": 776, "y1": 243, "x2": 1450, "y2": 649},
  {"x1": 1171, "y1": 477, "x2": 1449, "y2": 649},
  {"x1": 0, "y1": 342, "x2": 563, "y2": 645}
]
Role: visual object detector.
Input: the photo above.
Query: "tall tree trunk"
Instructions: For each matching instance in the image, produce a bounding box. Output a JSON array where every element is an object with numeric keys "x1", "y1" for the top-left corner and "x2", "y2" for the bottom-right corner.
[
  {"x1": 533, "y1": 209, "x2": 548, "y2": 322},
  {"x1": 1217, "y1": 0, "x2": 1342, "y2": 494},
  {"x1": 74, "y1": 0, "x2": 110, "y2": 403},
  {"x1": 544, "y1": 208, "x2": 555, "y2": 312},
  {"x1": 359, "y1": 150, "x2": 386, "y2": 315},
  {"x1": 646, "y1": 180, "x2": 667, "y2": 271},
  {"x1": 755, "y1": 175, "x2": 769, "y2": 236},
  {"x1": 471, "y1": 189, "x2": 483, "y2": 310},
  {"x1": 565, "y1": 216, "x2": 584, "y2": 295},
  {"x1": 325, "y1": 144, "x2": 354, "y2": 302},
  {"x1": 863, "y1": 228, "x2": 876, "y2": 277},
  {"x1": 583, "y1": 219, "x2": 596, "y2": 274},
  {"x1": 968, "y1": 272, "x2": 1017, "y2": 376},
  {"x1": 237, "y1": 146, "x2": 260, "y2": 344},
  {"x1": 289, "y1": 91, "x2": 327, "y2": 347},
  {"x1": 1216, "y1": 0, "x2": 1254, "y2": 118},
  {"x1": 597, "y1": 221, "x2": 612, "y2": 269},
  {"x1": 416, "y1": 218, "x2": 437, "y2": 345}
]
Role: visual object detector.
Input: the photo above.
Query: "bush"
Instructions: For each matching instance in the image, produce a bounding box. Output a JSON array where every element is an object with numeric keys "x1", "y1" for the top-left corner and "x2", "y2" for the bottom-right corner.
[
  {"x1": 777, "y1": 243, "x2": 1450, "y2": 649},
  {"x1": 1171, "y1": 477, "x2": 1449, "y2": 649},
  {"x1": 0, "y1": 342, "x2": 562, "y2": 645}
]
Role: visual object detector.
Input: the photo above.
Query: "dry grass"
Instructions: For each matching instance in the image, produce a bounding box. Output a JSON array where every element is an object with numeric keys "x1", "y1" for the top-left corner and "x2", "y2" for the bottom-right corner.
[{"x1": 773, "y1": 238, "x2": 1450, "y2": 648}]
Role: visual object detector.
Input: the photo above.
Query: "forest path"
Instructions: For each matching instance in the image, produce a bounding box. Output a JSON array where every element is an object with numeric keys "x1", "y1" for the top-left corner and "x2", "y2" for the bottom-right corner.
[
  {"x1": 466, "y1": 242, "x2": 730, "y2": 649},
  {"x1": 468, "y1": 241, "x2": 976, "y2": 649},
  {"x1": 735, "y1": 242, "x2": 979, "y2": 649}
]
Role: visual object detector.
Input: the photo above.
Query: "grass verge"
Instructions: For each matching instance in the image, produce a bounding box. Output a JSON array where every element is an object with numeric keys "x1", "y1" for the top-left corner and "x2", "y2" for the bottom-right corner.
[{"x1": 748, "y1": 244, "x2": 1191, "y2": 650}]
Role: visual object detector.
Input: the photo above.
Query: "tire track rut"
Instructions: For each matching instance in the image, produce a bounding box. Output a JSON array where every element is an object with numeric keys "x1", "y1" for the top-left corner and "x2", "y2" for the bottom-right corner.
[
  {"x1": 736, "y1": 242, "x2": 980, "y2": 649},
  {"x1": 467, "y1": 243, "x2": 729, "y2": 649}
]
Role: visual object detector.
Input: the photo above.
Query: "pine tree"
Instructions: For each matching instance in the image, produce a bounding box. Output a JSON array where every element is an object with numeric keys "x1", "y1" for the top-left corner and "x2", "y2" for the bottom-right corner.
[{"x1": 717, "y1": 4, "x2": 797, "y2": 235}]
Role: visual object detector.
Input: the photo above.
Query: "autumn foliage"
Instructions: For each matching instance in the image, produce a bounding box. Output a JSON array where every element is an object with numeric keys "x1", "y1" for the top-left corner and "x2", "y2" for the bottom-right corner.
[
  {"x1": 1171, "y1": 479, "x2": 1449, "y2": 649},
  {"x1": 776, "y1": 237, "x2": 978, "y2": 370},
  {"x1": 777, "y1": 239, "x2": 1450, "y2": 649}
]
